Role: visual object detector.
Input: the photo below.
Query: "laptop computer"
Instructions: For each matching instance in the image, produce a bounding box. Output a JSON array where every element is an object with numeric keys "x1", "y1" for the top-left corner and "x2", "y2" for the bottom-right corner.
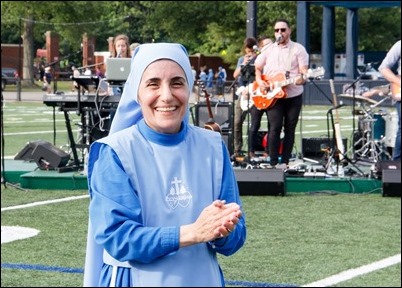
[{"x1": 106, "y1": 58, "x2": 131, "y2": 82}]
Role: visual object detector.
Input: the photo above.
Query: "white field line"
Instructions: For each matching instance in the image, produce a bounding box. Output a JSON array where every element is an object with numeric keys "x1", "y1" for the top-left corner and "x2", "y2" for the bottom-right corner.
[
  {"x1": 1, "y1": 195, "x2": 89, "y2": 212},
  {"x1": 302, "y1": 254, "x2": 401, "y2": 287},
  {"x1": 1, "y1": 195, "x2": 89, "y2": 244},
  {"x1": 3, "y1": 130, "x2": 78, "y2": 136}
]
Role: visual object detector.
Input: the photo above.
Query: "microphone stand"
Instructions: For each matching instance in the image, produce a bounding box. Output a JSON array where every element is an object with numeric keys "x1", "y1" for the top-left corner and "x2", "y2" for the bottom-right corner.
[
  {"x1": 343, "y1": 64, "x2": 369, "y2": 156},
  {"x1": 302, "y1": 78, "x2": 332, "y2": 161}
]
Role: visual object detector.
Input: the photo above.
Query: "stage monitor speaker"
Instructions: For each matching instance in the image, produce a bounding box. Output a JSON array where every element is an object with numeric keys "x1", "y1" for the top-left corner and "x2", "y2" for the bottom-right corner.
[
  {"x1": 31, "y1": 141, "x2": 70, "y2": 170},
  {"x1": 375, "y1": 160, "x2": 400, "y2": 178},
  {"x1": 14, "y1": 141, "x2": 39, "y2": 161},
  {"x1": 302, "y1": 137, "x2": 347, "y2": 159},
  {"x1": 382, "y1": 169, "x2": 401, "y2": 197},
  {"x1": 222, "y1": 128, "x2": 234, "y2": 156},
  {"x1": 234, "y1": 169, "x2": 286, "y2": 196},
  {"x1": 194, "y1": 102, "x2": 233, "y2": 130}
]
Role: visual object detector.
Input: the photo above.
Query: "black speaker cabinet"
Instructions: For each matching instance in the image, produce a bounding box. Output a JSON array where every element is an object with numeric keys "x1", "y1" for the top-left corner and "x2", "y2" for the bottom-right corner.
[
  {"x1": 222, "y1": 128, "x2": 234, "y2": 156},
  {"x1": 302, "y1": 137, "x2": 347, "y2": 158},
  {"x1": 234, "y1": 169, "x2": 286, "y2": 196},
  {"x1": 14, "y1": 141, "x2": 39, "y2": 161},
  {"x1": 194, "y1": 102, "x2": 233, "y2": 130},
  {"x1": 31, "y1": 141, "x2": 70, "y2": 170},
  {"x1": 382, "y1": 169, "x2": 401, "y2": 197}
]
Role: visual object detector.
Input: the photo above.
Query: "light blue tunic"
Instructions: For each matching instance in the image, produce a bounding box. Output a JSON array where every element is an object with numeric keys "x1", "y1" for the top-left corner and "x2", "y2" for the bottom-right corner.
[{"x1": 87, "y1": 120, "x2": 246, "y2": 286}]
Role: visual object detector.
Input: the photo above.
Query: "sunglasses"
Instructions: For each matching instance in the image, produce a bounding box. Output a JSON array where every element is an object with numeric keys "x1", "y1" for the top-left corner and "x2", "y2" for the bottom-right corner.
[{"x1": 274, "y1": 28, "x2": 287, "y2": 33}]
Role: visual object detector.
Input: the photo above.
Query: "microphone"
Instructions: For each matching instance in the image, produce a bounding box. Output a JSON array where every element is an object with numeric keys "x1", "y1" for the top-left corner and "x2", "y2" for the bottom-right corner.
[
  {"x1": 276, "y1": 35, "x2": 282, "y2": 43},
  {"x1": 117, "y1": 48, "x2": 122, "y2": 58},
  {"x1": 253, "y1": 45, "x2": 260, "y2": 54}
]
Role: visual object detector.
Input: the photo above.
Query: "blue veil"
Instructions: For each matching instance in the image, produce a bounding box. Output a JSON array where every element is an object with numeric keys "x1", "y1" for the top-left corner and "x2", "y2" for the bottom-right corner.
[{"x1": 109, "y1": 42, "x2": 194, "y2": 134}]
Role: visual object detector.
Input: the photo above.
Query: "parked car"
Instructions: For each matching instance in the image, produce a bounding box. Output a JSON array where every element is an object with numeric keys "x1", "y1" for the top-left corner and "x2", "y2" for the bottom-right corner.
[
  {"x1": 1, "y1": 67, "x2": 18, "y2": 90},
  {"x1": 357, "y1": 65, "x2": 383, "y2": 80}
]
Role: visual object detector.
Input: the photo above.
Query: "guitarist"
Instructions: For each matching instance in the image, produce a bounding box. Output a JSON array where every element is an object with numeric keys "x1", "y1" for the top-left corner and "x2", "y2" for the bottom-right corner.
[
  {"x1": 232, "y1": 37, "x2": 258, "y2": 157},
  {"x1": 254, "y1": 18, "x2": 309, "y2": 168},
  {"x1": 378, "y1": 40, "x2": 401, "y2": 161}
]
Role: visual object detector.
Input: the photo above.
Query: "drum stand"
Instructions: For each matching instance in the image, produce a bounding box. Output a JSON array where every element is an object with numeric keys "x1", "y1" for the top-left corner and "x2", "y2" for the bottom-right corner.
[{"x1": 353, "y1": 107, "x2": 392, "y2": 163}]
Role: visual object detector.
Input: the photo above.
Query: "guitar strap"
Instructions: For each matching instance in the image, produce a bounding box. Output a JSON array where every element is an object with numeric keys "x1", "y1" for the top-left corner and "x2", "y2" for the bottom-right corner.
[{"x1": 285, "y1": 42, "x2": 295, "y2": 79}]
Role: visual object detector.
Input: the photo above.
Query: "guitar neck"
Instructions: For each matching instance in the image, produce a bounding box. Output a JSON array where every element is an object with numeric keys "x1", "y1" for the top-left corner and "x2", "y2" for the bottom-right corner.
[
  {"x1": 271, "y1": 77, "x2": 296, "y2": 89},
  {"x1": 205, "y1": 95, "x2": 214, "y2": 120}
]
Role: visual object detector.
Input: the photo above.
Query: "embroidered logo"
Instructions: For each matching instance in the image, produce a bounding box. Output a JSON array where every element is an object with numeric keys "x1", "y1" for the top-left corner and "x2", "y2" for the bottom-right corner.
[{"x1": 166, "y1": 177, "x2": 192, "y2": 209}]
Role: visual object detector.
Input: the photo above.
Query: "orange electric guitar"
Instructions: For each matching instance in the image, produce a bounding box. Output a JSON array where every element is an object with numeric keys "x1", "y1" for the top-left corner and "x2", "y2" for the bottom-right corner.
[{"x1": 252, "y1": 67, "x2": 325, "y2": 110}]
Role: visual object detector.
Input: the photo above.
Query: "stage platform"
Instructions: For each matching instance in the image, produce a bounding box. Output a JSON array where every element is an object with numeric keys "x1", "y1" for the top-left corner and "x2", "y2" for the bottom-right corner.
[{"x1": 2, "y1": 159, "x2": 388, "y2": 195}]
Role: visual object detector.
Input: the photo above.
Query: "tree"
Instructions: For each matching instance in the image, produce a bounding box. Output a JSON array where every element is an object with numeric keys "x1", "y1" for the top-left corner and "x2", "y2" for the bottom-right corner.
[{"x1": 1, "y1": 1, "x2": 107, "y2": 87}]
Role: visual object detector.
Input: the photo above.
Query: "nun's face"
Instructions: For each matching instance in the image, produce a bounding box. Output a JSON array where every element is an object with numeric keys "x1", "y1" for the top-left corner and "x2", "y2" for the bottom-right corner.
[{"x1": 138, "y1": 59, "x2": 189, "y2": 134}]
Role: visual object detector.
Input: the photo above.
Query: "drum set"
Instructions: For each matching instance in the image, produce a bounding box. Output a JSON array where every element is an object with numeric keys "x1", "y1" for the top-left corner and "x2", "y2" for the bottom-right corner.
[{"x1": 338, "y1": 93, "x2": 397, "y2": 163}]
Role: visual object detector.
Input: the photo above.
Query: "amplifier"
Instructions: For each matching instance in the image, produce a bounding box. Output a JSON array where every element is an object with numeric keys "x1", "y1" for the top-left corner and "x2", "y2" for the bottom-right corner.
[{"x1": 194, "y1": 102, "x2": 233, "y2": 130}]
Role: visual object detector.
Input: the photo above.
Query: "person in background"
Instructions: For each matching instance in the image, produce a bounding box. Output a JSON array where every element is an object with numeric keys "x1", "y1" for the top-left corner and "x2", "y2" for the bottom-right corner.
[
  {"x1": 232, "y1": 37, "x2": 258, "y2": 157},
  {"x1": 95, "y1": 65, "x2": 105, "y2": 79},
  {"x1": 198, "y1": 65, "x2": 207, "y2": 84},
  {"x1": 129, "y1": 42, "x2": 140, "y2": 54},
  {"x1": 255, "y1": 19, "x2": 309, "y2": 169},
  {"x1": 378, "y1": 40, "x2": 401, "y2": 161},
  {"x1": 71, "y1": 66, "x2": 81, "y2": 92},
  {"x1": 107, "y1": 34, "x2": 131, "y2": 97},
  {"x1": 38, "y1": 62, "x2": 45, "y2": 82},
  {"x1": 83, "y1": 42, "x2": 246, "y2": 287},
  {"x1": 215, "y1": 66, "x2": 226, "y2": 97},
  {"x1": 43, "y1": 66, "x2": 52, "y2": 94},
  {"x1": 258, "y1": 35, "x2": 274, "y2": 54},
  {"x1": 206, "y1": 68, "x2": 214, "y2": 93},
  {"x1": 247, "y1": 36, "x2": 273, "y2": 159},
  {"x1": 112, "y1": 34, "x2": 131, "y2": 58}
]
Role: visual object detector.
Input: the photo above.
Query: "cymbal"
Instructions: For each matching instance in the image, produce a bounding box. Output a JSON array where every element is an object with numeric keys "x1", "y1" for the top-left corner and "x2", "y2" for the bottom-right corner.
[{"x1": 338, "y1": 94, "x2": 378, "y2": 105}]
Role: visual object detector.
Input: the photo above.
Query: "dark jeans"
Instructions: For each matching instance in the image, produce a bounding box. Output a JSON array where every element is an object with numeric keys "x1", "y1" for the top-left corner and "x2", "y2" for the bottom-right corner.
[
  {"x1": 234, "y1": 97, "x2": 248, "y2": 153},
  {"x1": 267, "y1": 95, "x2": 303, "y2": 165},
  {"x1": 248, "y1": 106, "x2": 269, "y2": 154}
]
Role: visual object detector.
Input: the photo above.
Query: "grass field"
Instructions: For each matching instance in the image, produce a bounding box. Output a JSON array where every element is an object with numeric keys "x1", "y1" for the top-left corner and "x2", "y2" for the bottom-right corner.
[
  {"x1": 1, "y1": 87, "x2": 401, "y2": 287},
  {"x1": 1, "y1": 187, "x2": 401, "y2": 287}
]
